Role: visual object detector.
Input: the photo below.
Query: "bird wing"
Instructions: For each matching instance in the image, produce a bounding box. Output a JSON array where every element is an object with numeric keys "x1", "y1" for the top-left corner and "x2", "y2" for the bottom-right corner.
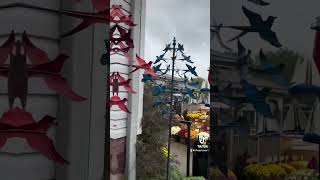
[
  {"x1": 259, "y1": 31, "x2": 282, "y2": 48},
  {"x1": 248, "y1": 0, "x2": 270, "y2": 6},
  {"x1": 135, "y1": 54, "x2": 147, "y2": 66},
  {"x1": 120, "y1": 79, "x2": 136, "y2": 94},
  {"x1": 91, "y1": 0, "x2": 109, "y2": 11},
  {"x1": 28, "y1": 54, "x2": 68, "y2": 77},
  {"x1": 22, "y1": 31, "x2": 50, "y2": 64},
  {"x1": 0, "y1": 31, "x2": 15, "y2": 65},
  {"x1": 44, "y1": 77, "x2": 87, "y2": 101},
  {"x1": 25, "y1": 134, "x2": 69, "y2": 164},
  {"x1": 237, "y1": 39, "x2": 246, "y2": 57},
  {"x1": 242, "y1": 6, "x2": 263, "y2": 26}
]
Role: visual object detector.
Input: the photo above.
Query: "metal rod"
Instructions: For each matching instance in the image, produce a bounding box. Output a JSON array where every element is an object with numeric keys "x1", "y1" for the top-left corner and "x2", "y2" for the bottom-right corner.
[
  {"x1": 0, "y1": 3, "x2": 109, "y2": 21},
  {"x1": 166, "y1": 37, "x2": 177, "y2": 180},
  {"x1": 186, "y1": 122, "x2": 191, "y2": 177}
]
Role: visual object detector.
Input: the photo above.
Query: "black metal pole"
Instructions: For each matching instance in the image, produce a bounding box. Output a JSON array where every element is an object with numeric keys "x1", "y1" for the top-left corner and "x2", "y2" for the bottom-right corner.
[
  {"x1": 186, "y1": 122, "x2": 191, "y2": 176},
  {"x1": 166, "y1": 37, "x2": 177, "y2": 180}
]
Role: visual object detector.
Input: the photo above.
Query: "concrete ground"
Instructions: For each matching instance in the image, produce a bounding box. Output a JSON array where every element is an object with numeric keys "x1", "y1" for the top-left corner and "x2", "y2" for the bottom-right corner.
[{"x1": 171, "y1": 141, "x2": 193, "y2": 177}]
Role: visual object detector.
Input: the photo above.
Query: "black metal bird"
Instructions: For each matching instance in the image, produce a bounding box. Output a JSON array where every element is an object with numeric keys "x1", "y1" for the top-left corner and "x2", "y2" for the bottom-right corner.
[
  {"x1": 163, "y1": 44, "x2": 171, "y2": 52},
  {"x1": 237, "y1": 40, "x2": 251, "y2": 78},
  {"x1": 181, "y1": 53, "x2": 194, "y2": 63},
  {"x1": 247, "y1": 0, "x2": 270, "y2": 6},
  {"x1": 219, "y1": 6, "x2": 281, "y2": 48},
  {"x1": 177, "y1": 43, "x2": 184, "y2": 52},
  {"x1": 184, "y1": 64, "x2": 198, "y2": 76},
  {"x1": 155, "y1": 53, "x2": 166, "y2": 64}
]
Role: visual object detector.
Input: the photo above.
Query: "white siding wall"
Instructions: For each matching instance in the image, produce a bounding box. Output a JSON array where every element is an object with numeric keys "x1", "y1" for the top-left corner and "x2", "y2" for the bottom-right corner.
[
  {"x1": 110, "y1": 0, "x2": 144, "y2": 139},
  {"x1": 0, "y1": 1, "x2": 60, "y2": 180}
]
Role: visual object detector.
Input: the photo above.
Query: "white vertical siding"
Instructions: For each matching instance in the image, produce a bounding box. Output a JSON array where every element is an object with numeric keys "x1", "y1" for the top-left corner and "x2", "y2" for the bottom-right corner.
[{"x1": 110, "y1": 0, "x2": 144, "y2": 139}]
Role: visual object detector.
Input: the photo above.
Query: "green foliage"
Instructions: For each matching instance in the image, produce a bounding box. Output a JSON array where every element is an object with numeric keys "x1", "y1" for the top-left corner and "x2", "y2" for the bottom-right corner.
[
  {"x1": 255, "y1": 48, "x2": 305, "y2": 80},
  {"x1": 136, "y1": 85, "x2": 168, "y2": 180}
]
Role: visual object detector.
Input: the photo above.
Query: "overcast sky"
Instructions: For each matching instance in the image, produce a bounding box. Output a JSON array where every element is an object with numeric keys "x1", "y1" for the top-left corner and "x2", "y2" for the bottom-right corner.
[
  {"x1": 144, "y1": 0, "x2": 210, "y2": 79},
  {"x1": 212, "y1": 0, "x2": 320, "y2": 59}
]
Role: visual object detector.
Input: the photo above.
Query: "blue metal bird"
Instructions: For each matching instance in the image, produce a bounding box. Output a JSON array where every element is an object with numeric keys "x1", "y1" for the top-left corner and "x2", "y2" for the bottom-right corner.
[
  {"x1": 240, "y1": 79, "x2": 273, "y2": 118},
  {"x1": 188, "y1": 77, "x2": 201, "y2": 89},
  {"x1": 218, "y1": 6, "x2": 282, "y2": 48},
  {"x1": 182, "y1": 87, "x2": 196, "y2": 99},
  {"x1": 258, "y1": 49, "x2": 289, "y2": 87},
  {"x1": 142, "y1": 74, "x2": 154, "y2": 83},
  {"x1": 181, "y1": 53, "x2": 194, "y2": 63},
  {"x1": 177, "y1": 43, "x2": 184, "y2": 52},
  {"x1": 163, "y1": 44, "x2": 171, "y2": 52},
  {"x1": 184, "y1": 64, "x2": 198, "y2": 76},
  {"x1": 153, "y1": 64, "x2": 162, "y2": 73},
  {"x1": 237, "y1": 40, "x2": 251, "y2": 78},
  {"x1": 152, "y1": 84, "x2": 166, "y2": 96}
]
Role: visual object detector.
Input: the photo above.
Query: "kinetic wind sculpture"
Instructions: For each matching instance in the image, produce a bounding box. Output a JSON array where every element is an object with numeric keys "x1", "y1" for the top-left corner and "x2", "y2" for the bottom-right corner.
[{"x1": 141, "y1": 37, "x2": 211, "y2": 178}]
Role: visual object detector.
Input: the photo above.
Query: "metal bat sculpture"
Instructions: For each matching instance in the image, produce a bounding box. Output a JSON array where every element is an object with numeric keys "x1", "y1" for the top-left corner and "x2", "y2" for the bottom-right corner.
[
  {"x1": 0, "y1": 107, "x2": 68, "y2": 164},
  {"x1": 0, "y1": 31, "x2": 86, "y2": 109},
  {"x1": 110, "y1": 72, "x2": 136, "y2": 96}
]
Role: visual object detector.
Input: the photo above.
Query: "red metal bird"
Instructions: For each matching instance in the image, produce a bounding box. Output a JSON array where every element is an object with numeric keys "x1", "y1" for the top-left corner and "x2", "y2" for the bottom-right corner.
[
  {"x1": 110, "y1": 41, "x2": 132, "y2": 62},
  {"x1": 0, "y1": 31, "x2": 86, "y2": 109},
  {"x1": 0, "y1": 107, "x2": 68, "y2": 164},
  {"x1": 130, "y1": 55, "x2": 159, "y2": 77},
  {"x1": 61, "y1": 5, "x2": 135, "y2": 37},
  {"x1": 110, "y1": 96, "x2": 130, "y2": 113}
]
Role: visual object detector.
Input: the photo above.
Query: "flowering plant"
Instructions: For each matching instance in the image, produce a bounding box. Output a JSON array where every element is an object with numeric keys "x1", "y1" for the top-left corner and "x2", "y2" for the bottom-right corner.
[
  {"x1": 208, "y1": 167, "x2": 237, "y2": 180},
  {"x1": 289, "y1": 161, "x2": 308, "y2": 170},
  {"x1": 287, "y1": 169, "x2": 319, "y2": 179},
  {"x1": 171, "y1": 126, "x2": 181, "y2": 135},
  {"x1": 178, "y1": 128, "x2": 187, "y2": 138},
  {"x1": 190, "y1": 130, "x2": 199, "y2": 141},
  {"x1": 278, "y1": 163, "x2": 295, "y2": 174}
]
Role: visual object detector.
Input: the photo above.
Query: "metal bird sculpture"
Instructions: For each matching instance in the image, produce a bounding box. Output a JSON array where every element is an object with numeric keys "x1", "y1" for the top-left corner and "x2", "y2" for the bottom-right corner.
[
  {"x1": 141, "y1": 74, "x2": 155, "y2": 83},
  {"x1": 258, "y1": 49, "x2": 289, "y2": 87},
  {"x1": 0, "y1": 31, "x2": 86, "y2": 109},
  {"x1": 247, "y1": 0, "x2": 270, "y2": 6},
  {"x1": 152, "y1": 84, "x2": 166, "y2": 96},
  {"x1": 155, "y1": 53, "x2": 167, "y2": 64},
  {"x1": 181, "y1": 53, "x2": 194, "y2": 63},
  {"x1": 182, "y1": 87, "x2": 196, "y2": 99},
  {"x1": 183, "y1": 64, "x2": 198, "y2": 76},
  {"x1": 61, "y1": 5, "x2": 136, "y2": 37},
  {"x1": 177, "y1": 43, "x2": 184, "y2": 52},
  {"x1": 163, "y1": 44, "x2": 171, "y2": 52},
  {"x1": 237, "y1": 40, "x2": 251, "y2": 78},
  {"x1": 0, "y1": 107, "x2": 68, "y2": 164},
  {"x1": 110, "y1": 96, "x2": 130, "y2": 113},
  {"x1": 218, "y1": 6, "x2": 281, "y2": 48},
  {"x1": 240, "y1": 79, "x2": 273, "y2": 118},
  {"x1": 110, "y1": 72, "x2": 136, "y2": 95},
  {"x1": 130, "y1": 55, "x2": 159, "y2": 77}
]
